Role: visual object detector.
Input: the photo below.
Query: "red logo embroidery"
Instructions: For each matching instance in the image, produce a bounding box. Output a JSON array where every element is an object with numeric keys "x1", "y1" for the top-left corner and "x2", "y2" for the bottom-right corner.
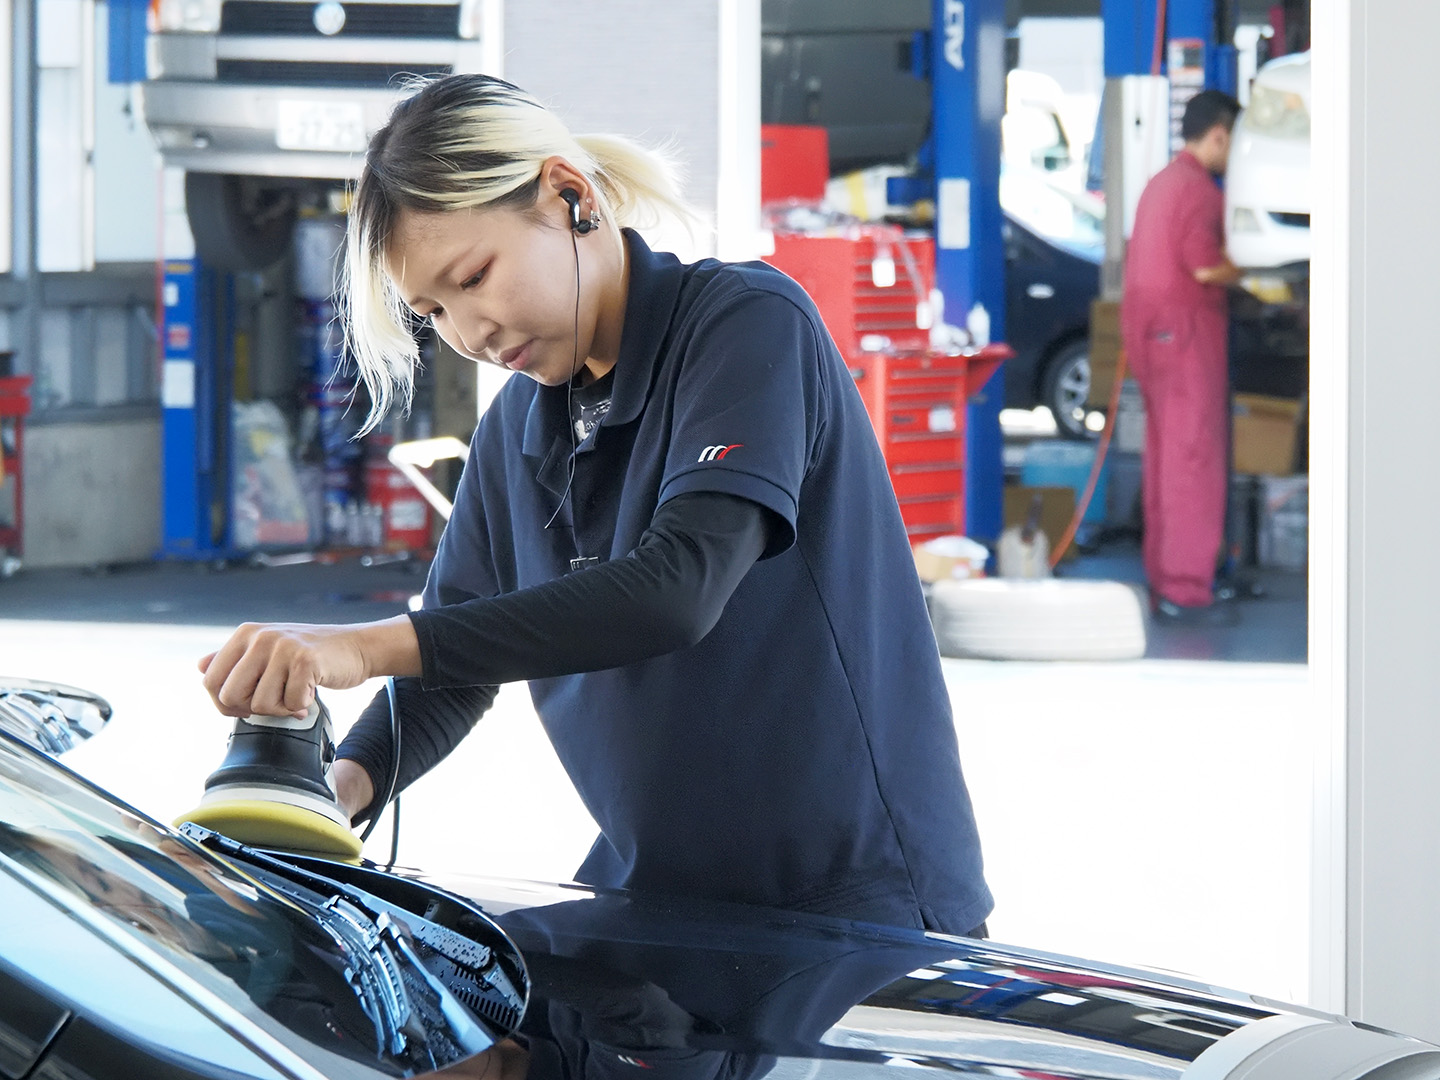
[{"x1": 698, "y1": 443, "x2": 743, "y2": 462}]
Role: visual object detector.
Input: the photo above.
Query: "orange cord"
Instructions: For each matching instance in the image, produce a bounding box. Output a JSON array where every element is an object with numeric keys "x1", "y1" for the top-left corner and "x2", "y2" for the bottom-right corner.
[
  {"x1": 1151, "y1": 0, "x2": 1170, "y2": 76},
  {"x1": 1048, "y1": 348, "x2": 1129, "y2": 568}
]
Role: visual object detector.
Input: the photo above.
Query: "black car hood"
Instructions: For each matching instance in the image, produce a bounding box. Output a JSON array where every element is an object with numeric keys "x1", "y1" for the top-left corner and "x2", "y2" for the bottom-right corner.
[
  {"x1": 404, "y1": 871, "x2": 1358, "y2": 1080},
  {"x1": 4, "y1": 727, "x2": 1434, "y2": 1080}
]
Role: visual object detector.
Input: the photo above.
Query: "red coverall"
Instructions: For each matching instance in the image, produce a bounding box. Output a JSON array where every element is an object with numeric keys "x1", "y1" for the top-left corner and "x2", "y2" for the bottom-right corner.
[{"x1": 1121, "y1": 149, "x2": 1230, "y2": 609}]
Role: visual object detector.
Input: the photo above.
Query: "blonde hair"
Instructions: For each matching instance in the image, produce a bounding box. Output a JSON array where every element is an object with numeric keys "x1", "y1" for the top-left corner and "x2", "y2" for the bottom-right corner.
[{"x1": 341, "y1": 74, "x2": 693, "y2": 433}]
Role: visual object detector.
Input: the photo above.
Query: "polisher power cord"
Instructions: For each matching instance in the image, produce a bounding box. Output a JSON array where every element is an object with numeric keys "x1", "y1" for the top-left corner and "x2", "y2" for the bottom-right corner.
[{"x1": 356, "y1": 676, "x2": 402, "y2": 869}]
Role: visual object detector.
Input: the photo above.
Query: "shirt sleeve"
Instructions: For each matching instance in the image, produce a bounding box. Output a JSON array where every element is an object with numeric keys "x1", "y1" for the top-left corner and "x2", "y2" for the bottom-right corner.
[
  {"x1": 407, "y1": 491, "x2": 773, "y2": 691},
  {"x1": 1178, "y1": 183, "x2": 1226, "y2": 274},
  {"x1": 656, "y1": 287, "x2": 829, "y2": 556}
]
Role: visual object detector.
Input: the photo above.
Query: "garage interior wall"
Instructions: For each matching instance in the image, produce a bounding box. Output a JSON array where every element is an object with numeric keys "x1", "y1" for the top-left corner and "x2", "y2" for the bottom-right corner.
[
  {"x1": 5, "y1": 0, "x2": 161, "y2": 568},
  {"x1": 1311, "y1": 0, "x2": 1440, "y2": 1044},
  {"x1": 502, "y1": 0, "x2": 760, "y2": 261}
]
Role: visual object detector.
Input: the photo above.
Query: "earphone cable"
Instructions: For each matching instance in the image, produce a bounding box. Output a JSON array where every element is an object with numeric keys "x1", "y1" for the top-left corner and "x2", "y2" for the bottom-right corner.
[{"x1": 543, "y1": 225, "x2": 584, "y2": 531}]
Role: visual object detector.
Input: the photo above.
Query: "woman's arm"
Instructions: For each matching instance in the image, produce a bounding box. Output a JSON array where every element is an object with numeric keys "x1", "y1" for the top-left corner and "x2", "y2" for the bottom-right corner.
[
  {"x1": 411, "y1": 491, "x2": 774, "y2": 688},
  {"x1": 197, "y1": 491, "x2": 773, "y2": 716}
]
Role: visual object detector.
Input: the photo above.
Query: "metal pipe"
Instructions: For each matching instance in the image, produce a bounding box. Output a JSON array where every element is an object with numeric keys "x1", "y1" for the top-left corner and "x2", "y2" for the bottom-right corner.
[{"x1": 12, "y1": 0, "x2": 40, "y2": 388}]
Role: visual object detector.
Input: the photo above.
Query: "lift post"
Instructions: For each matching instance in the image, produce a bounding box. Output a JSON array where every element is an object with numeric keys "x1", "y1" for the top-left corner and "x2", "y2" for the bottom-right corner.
[
  {"x1": 161, "y1": 260, "x2": 239, "y2": 559},
  {"x1": 930, "y1": 0, "x2": 1008, "y2": 543}
]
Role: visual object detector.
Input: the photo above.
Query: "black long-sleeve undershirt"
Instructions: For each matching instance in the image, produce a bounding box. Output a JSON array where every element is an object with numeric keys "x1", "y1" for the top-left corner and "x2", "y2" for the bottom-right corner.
[{"x1": 336, "y1": 491, "x2": 775, "y2": 822}]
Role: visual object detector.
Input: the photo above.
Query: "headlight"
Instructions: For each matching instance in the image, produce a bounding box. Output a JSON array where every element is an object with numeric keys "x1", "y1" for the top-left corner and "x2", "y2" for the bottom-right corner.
[
  {"x1": 148, "y1": 0, "x2": 221, "y2": 33},
  {"x1": 1231, "y1": 207, "x2": 1262, "y2": 234},
  {"x1": 1242, "y1": 85, "x2": 1311, "y2": 139}
]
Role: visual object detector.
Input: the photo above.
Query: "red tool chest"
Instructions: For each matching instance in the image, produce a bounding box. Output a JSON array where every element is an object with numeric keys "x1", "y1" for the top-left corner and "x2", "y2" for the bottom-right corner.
[
  {"x1": 0, "y1": 375, "x2": 32, "y2": 566},
  {"x1": 764, "y1": 230, "x2": 1009, "y2": 542},
  {"x1": 768, "y1": 227, "x2": 934, "y2": 354},
  {"x1": 848, "y1": 347, "x2": 1008, "y2": 541}
]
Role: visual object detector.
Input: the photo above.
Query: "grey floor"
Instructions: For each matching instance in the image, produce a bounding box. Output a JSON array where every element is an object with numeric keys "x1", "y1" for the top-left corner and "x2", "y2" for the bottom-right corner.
[
  {"x1": 0, "y1": 555, "x2": 427, "y2": 626},
  {"x1": 0, "y1": 536, "x2": 1307, "y2": 664},
  {"x1": 1058, "y1": 535, "x2": 1308, "y2": 664}
]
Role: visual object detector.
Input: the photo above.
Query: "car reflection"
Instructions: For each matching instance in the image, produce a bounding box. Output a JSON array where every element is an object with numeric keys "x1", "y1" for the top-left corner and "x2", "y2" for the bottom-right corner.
[{"x1": 481, "y1": 894, "x2": 1276, "y2": 1080}]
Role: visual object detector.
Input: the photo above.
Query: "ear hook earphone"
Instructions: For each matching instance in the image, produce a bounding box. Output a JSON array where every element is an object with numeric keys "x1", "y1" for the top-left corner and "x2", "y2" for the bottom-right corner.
[{"x1": 559, "y1": 187, "x2": 600, "y2": 235}]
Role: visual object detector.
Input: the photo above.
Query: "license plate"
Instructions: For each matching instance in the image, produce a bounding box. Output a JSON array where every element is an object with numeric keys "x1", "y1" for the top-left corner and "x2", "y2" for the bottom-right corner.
[{"x1": 275, "y1": 100, "x2": 368, "y2": 152}]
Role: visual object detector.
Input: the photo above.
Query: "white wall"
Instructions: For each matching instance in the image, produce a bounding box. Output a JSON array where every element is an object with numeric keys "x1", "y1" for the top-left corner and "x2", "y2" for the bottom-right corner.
[
  {"x1": 1310, "y1": 0, "x2": 1440, "y2": 1042},
  {"x1": 93, "y1": 2, "x2": 162, "y2": 264},
  {"x1": 36, "y1": 0, "x2": 94, "y2": 272},
  {"x1": 22, "y1": 417, "x2": 162, "y2": 567},
  {"x1": 502, "y1": 0, "x2": 760, "y2": 262},
  {"x1": 34, "y1": 0, "x2": 162, "y2": 270}
]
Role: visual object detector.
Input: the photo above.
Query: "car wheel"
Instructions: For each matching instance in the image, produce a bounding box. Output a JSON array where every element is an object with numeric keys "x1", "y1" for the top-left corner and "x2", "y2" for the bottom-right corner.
[
  {"x1": 1042, "y1": 339, "x2": 1096, "y2": 440},
  {"x1": 184, "y1": 173, "x2": 298, "y2": 273}
]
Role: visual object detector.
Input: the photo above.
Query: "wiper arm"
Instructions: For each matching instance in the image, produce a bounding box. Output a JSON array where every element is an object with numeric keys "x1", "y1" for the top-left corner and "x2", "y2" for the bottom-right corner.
[
  {"x1": 178, "y1": 824, "x2": 508, "y2": 1073},
  {"x1": 309, "y1": 893, "x2": 414, "y2": 1057}
]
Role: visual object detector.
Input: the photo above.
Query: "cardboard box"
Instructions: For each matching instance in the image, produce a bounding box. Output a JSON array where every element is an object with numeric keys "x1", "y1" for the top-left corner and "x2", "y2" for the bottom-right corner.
[
  {"x1": 912, "y1": 536, "x2": 989, "y2": 583},
  {"x1": 1088, "y1": 299, "x2": 1122, "y2": 406},
  {"x1": 1003, "y1": 484, "x2": 1079, "y2": 563},
  {"x1": 1233, "y1": 394, "x2": 1302, "y2": 476}
]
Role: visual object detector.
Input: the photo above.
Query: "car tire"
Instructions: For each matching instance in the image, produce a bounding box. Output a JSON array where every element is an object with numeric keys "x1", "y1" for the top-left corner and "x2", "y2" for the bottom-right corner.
[
  {"x1": 184, "y1": 173, "x2": 298, "y2": 273},
  {"x1": 1041, "y1": 339, "x2": 1096, "y2": 440},
  {"x1": 928, "y1": 579, "x2": 1147, "y2": 661}
]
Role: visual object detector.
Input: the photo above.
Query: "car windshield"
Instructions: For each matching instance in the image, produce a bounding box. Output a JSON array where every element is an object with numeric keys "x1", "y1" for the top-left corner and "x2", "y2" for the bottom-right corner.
[
  {"x1": 0, "y1": 733, "x2": 510, "y2": 1078},
  {"x1": 1001, "y1": 170, "x2": 1106, "y2": 252}
]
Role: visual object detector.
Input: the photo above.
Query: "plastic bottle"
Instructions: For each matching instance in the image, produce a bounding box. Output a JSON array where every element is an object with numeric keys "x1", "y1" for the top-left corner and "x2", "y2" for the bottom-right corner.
[
  {"x1": 325, "y1": 499, "x2": 347, "y2": 545},
  {"x1": 966, "y1": 302, "x2": 991, "y2": 348},
  {"x1": 364, "y1": 502, "x2": 385, "y2": 548},
  {"x1": 344, "y1": 499, "x2": 362, "y2": 547}
]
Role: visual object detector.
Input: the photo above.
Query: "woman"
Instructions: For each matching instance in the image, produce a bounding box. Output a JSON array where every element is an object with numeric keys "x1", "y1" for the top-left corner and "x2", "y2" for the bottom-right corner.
[{"x1": 199, "y1": 74, "x2": 992, "y2": 936}]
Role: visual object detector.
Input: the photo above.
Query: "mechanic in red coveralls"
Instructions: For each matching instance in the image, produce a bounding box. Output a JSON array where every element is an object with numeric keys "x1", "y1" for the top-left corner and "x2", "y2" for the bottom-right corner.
[{"x1": 1122, "y1": 90, "x2": 1245, "y2": 625}]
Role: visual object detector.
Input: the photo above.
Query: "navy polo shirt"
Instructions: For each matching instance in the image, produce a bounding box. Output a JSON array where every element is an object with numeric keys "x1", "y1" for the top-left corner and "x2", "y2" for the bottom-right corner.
[{"x1": 423, "y1": 230, "x2": 992, "y2": 934}]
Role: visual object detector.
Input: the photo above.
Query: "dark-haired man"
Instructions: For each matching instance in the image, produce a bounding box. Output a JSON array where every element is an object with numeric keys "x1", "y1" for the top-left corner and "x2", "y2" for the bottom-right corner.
[{"x1": 1122, "y1": 89, "x2": 1244, "y2": 625}]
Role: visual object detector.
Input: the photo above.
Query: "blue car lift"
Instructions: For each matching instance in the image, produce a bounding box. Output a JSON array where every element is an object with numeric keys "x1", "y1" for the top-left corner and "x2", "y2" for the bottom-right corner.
[
  {"x1": 907, "y1": 0, "x2": 1010, "y2": 545},
  {"x1": 160, "y1": 262, "x2": 242, "y2": 561},
  {"x1": 910, "y1": 0, "x2": 1236, "y2": 543}
]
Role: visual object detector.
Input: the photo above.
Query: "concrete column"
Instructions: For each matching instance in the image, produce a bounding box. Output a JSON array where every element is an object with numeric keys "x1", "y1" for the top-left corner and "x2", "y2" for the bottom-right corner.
[{"x1": 1310, "y1": 0, "x2": 1440, "y2": 1041}]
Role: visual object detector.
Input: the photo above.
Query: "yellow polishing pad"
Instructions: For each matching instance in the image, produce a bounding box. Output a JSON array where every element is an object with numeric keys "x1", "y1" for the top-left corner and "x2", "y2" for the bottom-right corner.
[{"x1": 177, "y1": 798, "x2": 364, "y2": 861}]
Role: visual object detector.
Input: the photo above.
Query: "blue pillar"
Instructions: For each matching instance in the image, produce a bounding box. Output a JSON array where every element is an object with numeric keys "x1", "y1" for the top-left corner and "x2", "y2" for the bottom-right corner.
[
  {"x1": 161, "y1": 261, "x2": 235, "y2": 558},
  {"x1": 932, "y1": 0, "x2": 1007, "y2": 543},
  {"x1": 1103, "y1": 0, "x2": 1237, "y2": 88},
  {"x1": 1103, "y1": 0, "x2": 1164, "y2": 77},
  {"x1": 106, "y1": 0, "x2": 149, "y2": 83}
]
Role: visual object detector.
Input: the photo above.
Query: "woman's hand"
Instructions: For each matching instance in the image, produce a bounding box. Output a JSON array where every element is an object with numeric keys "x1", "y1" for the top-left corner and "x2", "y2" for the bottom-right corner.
[{"x1": 198, "y1": 615, "x2": 421, "y2": 719}]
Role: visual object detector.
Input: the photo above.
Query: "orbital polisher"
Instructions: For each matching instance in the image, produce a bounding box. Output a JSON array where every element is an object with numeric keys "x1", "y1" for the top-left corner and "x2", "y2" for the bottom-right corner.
[{"x1": 176, "y1": 696, "x2": 364, "y2": 861}]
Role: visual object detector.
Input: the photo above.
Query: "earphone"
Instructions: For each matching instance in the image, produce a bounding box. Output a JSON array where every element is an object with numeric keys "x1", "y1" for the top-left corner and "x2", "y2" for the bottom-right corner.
[{"x1": 559, "y1": 187, "x2": 598, "y2": 235}]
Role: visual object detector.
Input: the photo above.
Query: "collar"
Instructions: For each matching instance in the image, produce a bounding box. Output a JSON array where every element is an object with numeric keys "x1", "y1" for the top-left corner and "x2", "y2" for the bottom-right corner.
[
  {"x1": 521, "y1": 229, "x2": 687, "y2": 462},
  {"x1": 1178, "y1": 148, "x2": 1210, "y2": 177}
]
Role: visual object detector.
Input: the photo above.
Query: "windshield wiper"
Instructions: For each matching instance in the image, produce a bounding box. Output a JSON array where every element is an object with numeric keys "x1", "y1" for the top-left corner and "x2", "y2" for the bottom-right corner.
[{"x1": 179, "y1": 823, "x2": 514, "y2": 1073}]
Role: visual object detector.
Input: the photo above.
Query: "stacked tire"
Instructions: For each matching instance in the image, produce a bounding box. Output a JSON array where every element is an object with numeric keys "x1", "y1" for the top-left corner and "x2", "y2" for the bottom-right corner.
[{"x1": 928, "y1": 579, "x2": 1147, "y2": 661}]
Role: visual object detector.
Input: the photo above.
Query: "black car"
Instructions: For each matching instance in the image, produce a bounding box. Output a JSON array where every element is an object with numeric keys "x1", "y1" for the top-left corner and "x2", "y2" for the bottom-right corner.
[
  {"x1": 2, "y1": 682, "x2": 1437, "y2": 1080},
  {"x1": 1002, "y1": 200, "x2": 1105, "y2": 439}
]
